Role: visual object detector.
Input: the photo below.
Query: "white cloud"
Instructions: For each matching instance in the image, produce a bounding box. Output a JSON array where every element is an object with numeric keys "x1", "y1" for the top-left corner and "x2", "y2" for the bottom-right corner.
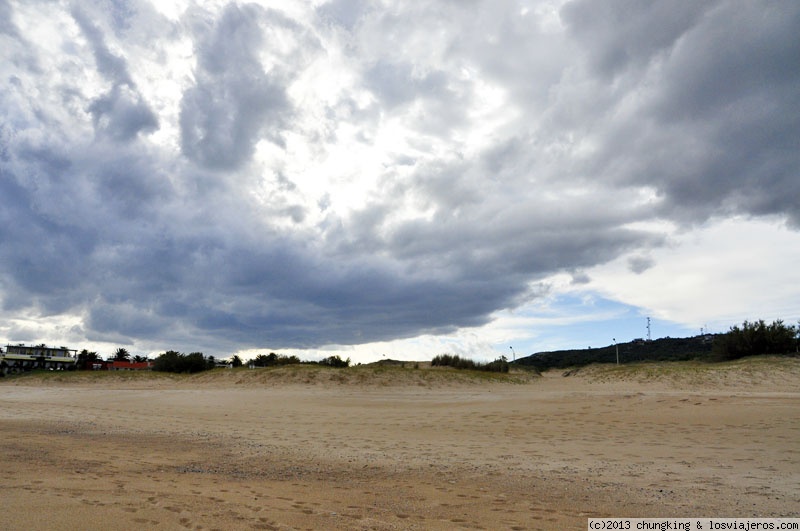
[{"x1": 582, "y1": 217, "x2": 800, "y2": 329}]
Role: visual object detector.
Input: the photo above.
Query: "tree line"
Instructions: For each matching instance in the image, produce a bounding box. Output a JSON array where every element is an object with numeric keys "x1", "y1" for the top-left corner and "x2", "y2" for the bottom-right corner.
[
  {"x1": 515, "y1": 318, "x2": 799, "y2": 370},
  {"x1": 76, "y1": 347, "x2": 146, "y2": 369},
  {"x1": 74, "y1": 348, "x2": 350, "y2": 374},
  {"x1": 711, "y1": 319, "x2": 798, "y2": 361}
]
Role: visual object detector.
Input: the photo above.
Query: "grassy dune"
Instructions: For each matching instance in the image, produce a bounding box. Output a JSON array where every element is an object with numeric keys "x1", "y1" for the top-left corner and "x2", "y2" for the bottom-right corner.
[
  {"x1": 4, "y1": 355, "x2": 797, "y2": 390},
  {"x1": 561, "y1": 355, "x2": 800, "y2": 389},
  {"x1": 1, "y1": 362, "x2": 540, "y2": 388}
]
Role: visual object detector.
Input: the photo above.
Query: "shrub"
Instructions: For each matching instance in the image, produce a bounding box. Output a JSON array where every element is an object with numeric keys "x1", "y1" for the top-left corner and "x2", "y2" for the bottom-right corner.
[
  {"x1": 431, "y1": 354, "x2": 475, "y2": 370},
  {"x1": 431, "y1": 354, "x2": 509, "y2": 373},
  {"x1": 712, "y1": 319, "x2": 797, "y2": 361},
  {"x1": 152, "y1": 350, "x2": 209, "y2": 373},
  {"x1": 250, "y1": 352, "x2": 302, "y2": 367},
  {"x1": 483, "y1": 357, "x2": 510, "y2": 373},
  {"x1": 318, "y1": 355, "x2": 350, "y2": 368}
]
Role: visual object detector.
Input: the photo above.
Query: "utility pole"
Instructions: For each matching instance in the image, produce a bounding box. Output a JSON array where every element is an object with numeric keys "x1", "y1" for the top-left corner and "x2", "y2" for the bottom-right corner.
[{"x1": 613, "y1": 338, "x2": 619, "y2": 365}]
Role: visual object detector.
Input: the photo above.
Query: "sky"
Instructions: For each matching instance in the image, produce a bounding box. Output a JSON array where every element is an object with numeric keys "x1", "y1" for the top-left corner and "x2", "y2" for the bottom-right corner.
[{"x1": 1, "y1": 0, "x2": 799, "y2": 364}]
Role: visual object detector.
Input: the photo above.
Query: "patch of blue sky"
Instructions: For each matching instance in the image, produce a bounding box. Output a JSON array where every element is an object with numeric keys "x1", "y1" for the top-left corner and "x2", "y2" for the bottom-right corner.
[{"x1": 493, "y1": 293, "x2": 701, "y2": 359}]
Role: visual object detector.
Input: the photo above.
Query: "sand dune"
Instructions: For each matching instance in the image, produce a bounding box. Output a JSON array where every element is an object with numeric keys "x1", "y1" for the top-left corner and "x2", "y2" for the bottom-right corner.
[{"x1": 1, "y1": 358, "x2": 798, "y2": 530}]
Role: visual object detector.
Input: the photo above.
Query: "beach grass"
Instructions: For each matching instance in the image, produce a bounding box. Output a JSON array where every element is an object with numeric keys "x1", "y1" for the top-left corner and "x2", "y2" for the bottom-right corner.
[
  {"x1": 1, "y1": 362, "x2": 540, "y2": 387},
  {"x1": 564, "y1": 355, "x2": 800, "y2": 387},
  {"x1": 6, "y1": 355, "x2": 796, "y2": 389}
]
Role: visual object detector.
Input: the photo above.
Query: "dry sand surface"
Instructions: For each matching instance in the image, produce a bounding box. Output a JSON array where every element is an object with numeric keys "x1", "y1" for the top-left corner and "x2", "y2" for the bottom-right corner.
[{"x1": 0, "y1": 358, "x2": 798, "y2": 530}]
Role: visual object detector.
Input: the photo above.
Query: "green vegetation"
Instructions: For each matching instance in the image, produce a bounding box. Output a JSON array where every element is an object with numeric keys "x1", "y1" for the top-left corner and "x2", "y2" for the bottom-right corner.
[
  {"x1": 152, "y1": 351, "x2": 211, "y2": 373},
  {"x1": 431, "y1": 354, "x2": 510, "y2": 373},
  {"x1": 516, "y1": 318, "x2": 799, "y2": 371},
  {"x1": 76, "y1": 349, "x2": 102, "y2": 370},
  {"x1": 144, "y1": 350, "x2": 346, "y2": 374},
  {"x1": 111, "y1": 347, "x2": 130, "y2": 361},
  {"x1": 711, "y1": 319, "x2": 798, "y2": 361},
  {"x1": 317, "y1": 355, "x2": 350, "y2": 368},
  {"x1": 249, "y1": 352, "x2": 301, "y2": 367},
  {"x1": 515, "y1": 336, "x2": 713, "y2": 371}
]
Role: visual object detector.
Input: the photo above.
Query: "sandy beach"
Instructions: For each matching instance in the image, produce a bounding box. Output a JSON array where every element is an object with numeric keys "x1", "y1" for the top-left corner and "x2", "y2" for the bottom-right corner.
[{"x1": 1, "y1": 359, "x2": 798, "y2": 530}]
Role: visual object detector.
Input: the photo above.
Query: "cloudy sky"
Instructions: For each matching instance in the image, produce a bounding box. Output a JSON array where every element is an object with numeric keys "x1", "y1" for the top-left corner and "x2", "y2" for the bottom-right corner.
[{"x1": 2, "y1": 0, "x2": 799, "y2": 363}]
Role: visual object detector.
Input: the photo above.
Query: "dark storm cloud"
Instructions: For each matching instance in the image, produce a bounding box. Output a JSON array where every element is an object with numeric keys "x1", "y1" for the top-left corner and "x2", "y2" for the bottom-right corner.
[
  {"x1": 87, "y1": 85, "x2": 159, "y2": 141},
  {"x1": 0, "y1": 168, "x2": 91, "y2": 313},
  {"x1": 78, "y1": 231, "x2": 520, "y2": 350},
  {"x1": 179, "y1": 3, "x2": 293, "y2": 170},
  {"x1": 0, "y1": 130, "x2": 181, "y2": 319},
  {"x1": 560, "y1": 0, "x2": 710, "y2": 79},
  {"x1": 560, "y1": 0, "x2": 800, "y2": 226},
  {"x1": 1, "y1": 0, "x2": 798, "y2": 356},
  {"x1": 649, "y1": 2, "x2": 800, "y2": 224}
]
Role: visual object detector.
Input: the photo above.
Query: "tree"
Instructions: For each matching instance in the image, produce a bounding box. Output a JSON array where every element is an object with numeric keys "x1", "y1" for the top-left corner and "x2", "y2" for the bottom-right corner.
[
  {"x1": 184, "y1": 352, "x2": 207, "y2": 373},
  {"x1": 152, "y1": 350, "x2": 181, "y2": 372},
  {"x1": 249, "y1": 352, "x2": 301, "y2": 367},
  {"x1": 230, "y1": 355, "x2": 243, "y2": 368},
  {"x1": 77, "y1": 349, "x2": 101, "y2": 370},
  {"x1": 152, "y1": 350, "x2": 209, "y2": 373},
  {"x1": 112, "y1": 348, "x2": 131, "y2": 361},
  {"x1": 264, "y1": 353, "x2": 279, "y2": 366},
  {"x1": 484, "y1": 356, "x2": 510, "y2": 373},
  {"x1": 318, "y1": 355, "x2": 350, "y2": 368},
  {"x1": 712, "y1": 319, "x2": 797, "y2": 361}
]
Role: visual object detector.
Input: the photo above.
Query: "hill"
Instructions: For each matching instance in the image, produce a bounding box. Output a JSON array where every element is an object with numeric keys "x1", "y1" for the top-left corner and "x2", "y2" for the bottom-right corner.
[{"x1": 514, "y1": 335, "x2": 715, "y2": 371}]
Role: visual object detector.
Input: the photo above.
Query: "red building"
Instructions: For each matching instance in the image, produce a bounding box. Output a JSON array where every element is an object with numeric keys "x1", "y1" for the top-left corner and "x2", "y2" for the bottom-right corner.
[{"x1": 108, "y1": 360, "x2": 154, "y2": 370}]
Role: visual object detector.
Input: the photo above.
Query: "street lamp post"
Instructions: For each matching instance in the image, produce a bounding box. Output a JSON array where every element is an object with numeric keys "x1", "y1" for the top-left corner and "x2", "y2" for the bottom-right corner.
[
  {"x1": 509, "y1": 346, "x2": 516, "y2": 362},
  {"x1": 613, "y1": 338, "x2": 619, "y2": 365}
]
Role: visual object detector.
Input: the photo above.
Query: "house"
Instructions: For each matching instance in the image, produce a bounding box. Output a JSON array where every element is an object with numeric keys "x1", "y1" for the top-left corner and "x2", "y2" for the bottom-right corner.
[{"x1": 1, "y1": 343, "x2": 78, "y2": 373}]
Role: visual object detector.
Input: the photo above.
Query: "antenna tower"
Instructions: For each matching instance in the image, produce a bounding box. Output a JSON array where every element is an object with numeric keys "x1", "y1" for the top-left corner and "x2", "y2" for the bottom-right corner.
[{"x1": 646, "y1": 317, "x2": 652, "y2": 341}]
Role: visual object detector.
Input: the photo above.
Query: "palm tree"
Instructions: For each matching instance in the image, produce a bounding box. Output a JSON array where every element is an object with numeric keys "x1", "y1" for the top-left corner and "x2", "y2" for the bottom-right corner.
[
  {"x1": 77, "y1": 349, "x2": 101, "y2": 370},
  {"x1": 112, "y1": 347, "x2": 131, "y2": 361}
]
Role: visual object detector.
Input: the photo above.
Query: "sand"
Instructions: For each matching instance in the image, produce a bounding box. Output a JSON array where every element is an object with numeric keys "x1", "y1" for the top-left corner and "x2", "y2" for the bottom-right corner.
[{"x1": 0, "y1": 359, "x2": 798, "y2": 530}]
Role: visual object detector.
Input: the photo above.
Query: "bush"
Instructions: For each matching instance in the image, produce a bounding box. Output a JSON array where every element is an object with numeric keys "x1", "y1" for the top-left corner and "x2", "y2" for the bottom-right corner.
[
  {"x1": 250, "y1": 352, "x2": 301, "y2": 367},
  {"x1": 431, "y1": 354, "x2": 476, "y2": 370},
  {"x1": 431, "y1": 354, "x2": 509, "y2": 373},
  {"x1": 712, "y1": 319, "x2": 798, "y2": 361},
  {"x1": 483, "y1": 357, "x2": 510, "y2": 373},
  {"x1": 152, "y1": 350, "x2": 209, "y2": 373},
  {"x1": 318, "y1": 355, "x2": 350, "y2": 368}
]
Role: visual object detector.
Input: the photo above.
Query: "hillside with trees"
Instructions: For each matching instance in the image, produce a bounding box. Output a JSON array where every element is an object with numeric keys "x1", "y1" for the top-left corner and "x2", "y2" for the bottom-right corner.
[
  {"x1": 514, "y1": 335, "x2": 715, "y2": 371},
  {"x1": 515, "y1": 319, "x2": 798, "y2": 371}
]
